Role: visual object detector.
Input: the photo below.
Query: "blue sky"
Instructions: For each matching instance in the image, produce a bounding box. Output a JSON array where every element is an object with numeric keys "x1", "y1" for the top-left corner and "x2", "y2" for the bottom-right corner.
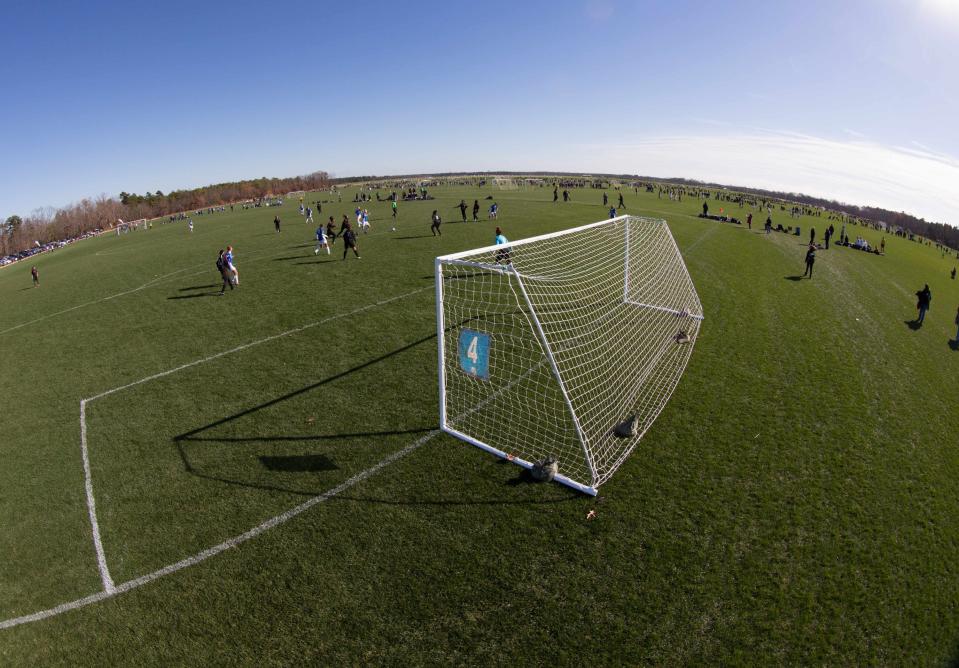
[{"x1": 1, "y1": 0, "x2": 957, "y2": 224}]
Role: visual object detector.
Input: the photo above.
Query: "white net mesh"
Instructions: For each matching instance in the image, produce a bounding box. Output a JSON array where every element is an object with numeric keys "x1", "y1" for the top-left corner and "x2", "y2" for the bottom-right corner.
[{"x1": 437, "y1": 216, "x2": 703, "y2": 490}]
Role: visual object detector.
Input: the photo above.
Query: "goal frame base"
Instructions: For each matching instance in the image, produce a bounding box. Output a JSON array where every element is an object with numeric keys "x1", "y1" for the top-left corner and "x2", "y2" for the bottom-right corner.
[{"x1": 441, "y1": 425, "x2": 599, "y2": 496}]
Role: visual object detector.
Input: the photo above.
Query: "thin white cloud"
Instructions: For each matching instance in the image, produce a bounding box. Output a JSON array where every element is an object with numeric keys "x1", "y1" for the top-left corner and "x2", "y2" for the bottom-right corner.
[
  {"x1": 844, "y1": 129, "x2": 867, "y2": 139},
  {"x1": 572, "y1": 132, "x2": 959, "y2": 225}
]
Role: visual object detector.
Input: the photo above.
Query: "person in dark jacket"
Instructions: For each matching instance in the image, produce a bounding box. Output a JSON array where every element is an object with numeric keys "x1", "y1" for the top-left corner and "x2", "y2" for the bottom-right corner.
[
  {"x1": 803, "y1": 244, "x2": 816, "y2": 278},
  {"x1": 915, "y1": 284, "x2": 932, "y2": 325}
]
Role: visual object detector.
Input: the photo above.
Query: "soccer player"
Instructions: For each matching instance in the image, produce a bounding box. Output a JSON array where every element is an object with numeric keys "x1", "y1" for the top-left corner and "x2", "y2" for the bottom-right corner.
[
  {"x1": 494, "y1": 226, "x2": 511, "y2": 264},
  {"x1": 341, "y1": 221, "x2": 361, "y2": 260},
  {"x1": 458, "y1": 200, "x2": 468, "y2": 222},
  {"x1": 360, "y1": 209, "x2": 370, "y2": 233},
  {"x1": 188, "y1": 219, "x2": 194, "y2": 233},
  {"x1": 274, "y1": 215, "x2": 281, "y2": 233},
  {"x1": 216, "y1": 250, "x2": 234, "y2": 295},
  {"x1": 306, "y1": 207, "x2": 314, "y2": 225},
  {"x1": 472, "y1": 199, "x2": 480, "y2": 221},
  {"x1": 30, "y1": 266, "x2": 39, "y2": 287},
  {"x1": 618, "y1": 192, "x2": 625, "y2": 209},
  {"x1": 431, "y1": 210, "x2": 442, "y2": 236},
  {"x1": 225, "y1": 245, "x2": 239, "y2": 285},
  {"x1": 609, "y1": 206, "x2": 616, "y2": 219},
  {"x1": 326, "y1": 217, "x2": 337, "y2": 245},
  {"x1": 315, "y1": 224, "x2": 330, "y2": 255}
]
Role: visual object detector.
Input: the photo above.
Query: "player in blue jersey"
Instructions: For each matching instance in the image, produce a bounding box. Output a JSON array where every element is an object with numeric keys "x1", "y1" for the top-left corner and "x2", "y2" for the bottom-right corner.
[
  {"x1": 224, "y1": 245, "x2": 238, "y2": 285},
  {"x1": 315, "y1": 224, "x2": 330, "y2": 255}
]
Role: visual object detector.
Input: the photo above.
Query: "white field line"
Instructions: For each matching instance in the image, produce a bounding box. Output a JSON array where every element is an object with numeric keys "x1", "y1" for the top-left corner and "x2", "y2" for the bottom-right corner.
[
  {"x1": 86, "y1": 286, "x2": 430, "y2": 402},
  {"x1": 2, "y1": 285, "x2": 433, "y2": 631},
  {"x1": 0, "y1": 429, "x2": 439, "y2": 631},
  {"x1": 1, "y1": 223, "x2": 410, "y2": 338},
  {"x1": 78, "y1": 400, "x2": 115, "y2": 593},
  {"x1": 0, "y1": 268, "x2": 192, "y2": 337},
  {"x1": 79, "y1": 286, "x2": 429, "y2": 574}
]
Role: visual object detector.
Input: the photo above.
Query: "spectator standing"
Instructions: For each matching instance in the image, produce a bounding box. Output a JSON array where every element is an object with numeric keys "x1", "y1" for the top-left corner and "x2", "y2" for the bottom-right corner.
[
  {"x1": 31, "y1": 265, "x2": 39, "y2": 287},
  {"x1": 804, "y1": 244, "x2": 816, "y2": 278},
  {"x1": 915, "y1": 284, "x2": 932, "y2": 325}
]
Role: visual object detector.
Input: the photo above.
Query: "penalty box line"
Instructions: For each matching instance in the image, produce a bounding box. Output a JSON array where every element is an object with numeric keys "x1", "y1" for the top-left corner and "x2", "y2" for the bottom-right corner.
[
  {"x1": 0, "y1": 429, "x2": 440, "y2": 631},
  {"x1": 76, "y1": 286, "x2": 431, "y2": 601}
]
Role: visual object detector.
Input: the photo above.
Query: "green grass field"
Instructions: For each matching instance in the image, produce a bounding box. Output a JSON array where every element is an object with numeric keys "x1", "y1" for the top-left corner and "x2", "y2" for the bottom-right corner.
[{"x1": 2, "y1": 182, "x2": 958, "y2": 664}]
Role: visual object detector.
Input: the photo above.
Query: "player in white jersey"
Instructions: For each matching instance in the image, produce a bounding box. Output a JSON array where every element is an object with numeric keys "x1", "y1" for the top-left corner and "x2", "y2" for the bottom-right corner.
[{"x1": 360, "y1": 209, "x2": 371, "y2": 233}]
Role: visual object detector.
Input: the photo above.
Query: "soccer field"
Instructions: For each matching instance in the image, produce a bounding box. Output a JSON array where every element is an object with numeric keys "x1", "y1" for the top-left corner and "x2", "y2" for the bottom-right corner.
[{"x1": 2, "y1": 182, "x2": 958, "y2": 664}]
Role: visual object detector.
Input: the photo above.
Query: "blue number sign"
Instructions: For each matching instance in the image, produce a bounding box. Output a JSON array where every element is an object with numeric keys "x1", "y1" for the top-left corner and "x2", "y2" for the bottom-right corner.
[{"x1": 458, "y1": 329, "x2": 490, "y2": 380}]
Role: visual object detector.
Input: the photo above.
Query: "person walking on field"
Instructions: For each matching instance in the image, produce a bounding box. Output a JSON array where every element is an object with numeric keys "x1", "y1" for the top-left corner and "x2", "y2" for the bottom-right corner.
[
  {"x1": 618, "y1": 192, "x2": 625, "y2": 209},
  {"x1": 30, "y1": 265, "x2": 39, "y2": 287},
  {"x1": 703, "y1": 201, "x2": 709, "y2": 216},
  {"x1": 810, "y1": 227, "x2": 816, "y2": 244},
  {"x1": 746, "y1": 212, "x2": 752, "y2": 230},
  {"x1": 457, "y1": 200, "x2": 468, "y2": 222},
  {"x1": 472, "y1": 199, "x2": 480, "y2": 222},
  {"x1": 216, "y1": 250, "x2": 234, "y2": 295},
  {"x1": 915, "y1": 284, "x2": 931, "y2": 325},
  {"x1": 274, "y1": 215, "x2": 281, "y2": 233},
  {"x1": 803, "y1": 243, "x2": 816, "y2": 278},
  {"x1": 603, "y1": 192, "x2": 608, "y2": 206},
  {"x1": 765, "y1": 216, "x2": 772, "y2": 235},
  {"x1": 431, "y1": 210, "x2": 442, "y2": 236}
]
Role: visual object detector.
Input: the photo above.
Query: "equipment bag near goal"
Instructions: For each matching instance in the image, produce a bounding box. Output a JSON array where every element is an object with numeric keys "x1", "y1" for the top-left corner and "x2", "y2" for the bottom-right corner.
[{"x1": 435, "y1": 215, "x2": 703, "y2": 495}]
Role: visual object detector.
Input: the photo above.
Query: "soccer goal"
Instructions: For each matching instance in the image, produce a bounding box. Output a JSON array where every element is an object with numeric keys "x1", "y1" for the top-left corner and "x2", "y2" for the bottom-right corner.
[
  {"x1": 493, "y1": 177, "x2": 518, "y2": 190},
  {"x1": 435, "y1": 215, "x2": 703, "y2": 495}
]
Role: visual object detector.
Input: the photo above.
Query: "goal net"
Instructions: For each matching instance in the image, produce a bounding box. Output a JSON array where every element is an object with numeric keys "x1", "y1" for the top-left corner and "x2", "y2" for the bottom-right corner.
[
  {"x1": 435, "y1": 215, "x2": 703, "y2": 495},
  {"x1": 493, "y1": 177, "x2": 518, "y2": 190}
]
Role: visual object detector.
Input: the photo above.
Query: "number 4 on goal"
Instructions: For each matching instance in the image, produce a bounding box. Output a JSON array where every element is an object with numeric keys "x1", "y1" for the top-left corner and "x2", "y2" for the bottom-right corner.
[{"x1": 435, "y1": 215, "x2": 704, "y2": 495}]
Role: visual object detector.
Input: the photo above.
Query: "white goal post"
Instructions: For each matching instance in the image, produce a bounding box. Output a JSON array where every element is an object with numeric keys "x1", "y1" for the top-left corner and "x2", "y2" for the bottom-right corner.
[{"x1": 435, "y1": 215, "x2": 703, "y2": 495}]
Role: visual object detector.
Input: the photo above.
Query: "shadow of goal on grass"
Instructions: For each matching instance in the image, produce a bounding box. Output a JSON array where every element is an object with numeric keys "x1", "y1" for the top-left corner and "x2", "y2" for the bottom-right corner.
[
  {"x1": 172, "y1": 332, "x2": 438, "y2": 496},
  {"x1": 259, "y1": 454, "x2": 337, "y2": 473}
]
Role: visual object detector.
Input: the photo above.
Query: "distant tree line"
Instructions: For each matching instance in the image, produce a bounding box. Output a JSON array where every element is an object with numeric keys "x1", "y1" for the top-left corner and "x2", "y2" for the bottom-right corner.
[{"x1": 1, "y1": 171, "x2": 330, "y2": 257}]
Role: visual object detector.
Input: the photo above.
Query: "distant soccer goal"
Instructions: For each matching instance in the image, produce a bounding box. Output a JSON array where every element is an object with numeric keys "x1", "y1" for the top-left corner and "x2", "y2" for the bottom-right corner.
[
  {"x1": 435, "y1": 215, "x2": 703, "y2": 495},
  {"x1": 493, "y1": 177, "x2": 518, "y2": 190}
]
